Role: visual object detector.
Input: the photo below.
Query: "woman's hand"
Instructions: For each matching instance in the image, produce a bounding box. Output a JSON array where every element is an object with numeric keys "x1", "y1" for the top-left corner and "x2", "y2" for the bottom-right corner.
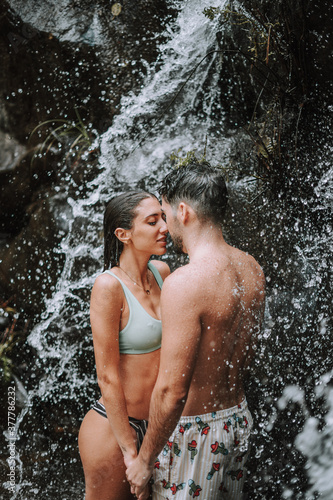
[
  {"x1": 136, "y1": 483, "x2": 150, "y2": 500},
  {"x1": 125, "y1": 455, "x2": 153, "y2": 499}
]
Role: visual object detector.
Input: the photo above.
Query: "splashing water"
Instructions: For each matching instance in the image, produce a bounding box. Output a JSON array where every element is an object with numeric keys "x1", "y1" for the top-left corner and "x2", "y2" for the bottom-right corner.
[
  {"x1": 278, "y1": 371, "x2": 333, "y2": 500},
  {"x1": 2, "y1": 0, "x2": 332, "y2": 498},
  {"x1": 3, "y1": 1, "x2": 232, "y2": 498}
]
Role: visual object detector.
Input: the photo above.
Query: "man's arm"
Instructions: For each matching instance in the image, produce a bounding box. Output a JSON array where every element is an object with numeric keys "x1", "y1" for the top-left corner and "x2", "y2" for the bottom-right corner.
[{"x1": 126, "y1": 269, "x2": 202, "y2": 494}]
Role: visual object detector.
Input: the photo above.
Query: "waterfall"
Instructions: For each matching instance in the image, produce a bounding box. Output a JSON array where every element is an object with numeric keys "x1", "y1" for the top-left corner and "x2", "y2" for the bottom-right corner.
[
  {"x1": 3, "y1": 1, "x2": 231, "y2": 498},
  {"x1": 2, "y1": 0, "x2": 332, "y2": 498},
  {"x1": 28, "y1": 0, "x2": 228, "y2": 390}
]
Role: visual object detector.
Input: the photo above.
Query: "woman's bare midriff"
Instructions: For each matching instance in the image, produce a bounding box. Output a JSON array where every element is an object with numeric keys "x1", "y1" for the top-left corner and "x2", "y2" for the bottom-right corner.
[{"x1": 99, "y1": 349, "x2": 160, "y2": 420}]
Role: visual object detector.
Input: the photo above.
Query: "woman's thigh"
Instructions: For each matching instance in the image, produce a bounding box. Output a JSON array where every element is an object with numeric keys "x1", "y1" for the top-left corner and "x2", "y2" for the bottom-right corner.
[{"x1": 78, "y1": 409, "x2": 135, "y2": 500}]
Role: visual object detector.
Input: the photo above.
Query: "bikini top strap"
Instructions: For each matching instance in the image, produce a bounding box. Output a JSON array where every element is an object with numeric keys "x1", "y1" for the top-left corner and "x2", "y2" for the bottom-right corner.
[
  {"x1": 148, "y1": 262, "x2": 164, "y2": 289},
  {"x1": 103, "y1": 269, "x2": 121, "y2": 282},
  {"x1": 103, "y1": 264, "x2": 163, "y2": 291},
  {"x1": 103, "y1": 268, "x2": 139, "y2": 308},
  {"x1": 103, "y1": 269, "x2": 130, "y2": 295}
]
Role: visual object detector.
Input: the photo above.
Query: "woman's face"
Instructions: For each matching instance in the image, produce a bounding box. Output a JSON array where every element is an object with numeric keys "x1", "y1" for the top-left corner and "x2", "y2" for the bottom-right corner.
[{"x1": 129, "y1": 197, "x2": 168, "y2": 255}]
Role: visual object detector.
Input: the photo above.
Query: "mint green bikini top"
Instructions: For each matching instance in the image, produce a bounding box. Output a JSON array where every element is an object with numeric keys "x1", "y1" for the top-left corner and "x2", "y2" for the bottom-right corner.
[{"x1": 103, "y1": 262, "x2": 163, "y2": 355}]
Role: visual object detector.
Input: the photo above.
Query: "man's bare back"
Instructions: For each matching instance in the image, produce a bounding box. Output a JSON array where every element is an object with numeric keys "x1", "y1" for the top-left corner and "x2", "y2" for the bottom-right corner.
[{"x1": 172, "y1": 244, "x2": 265, "y2": 416}]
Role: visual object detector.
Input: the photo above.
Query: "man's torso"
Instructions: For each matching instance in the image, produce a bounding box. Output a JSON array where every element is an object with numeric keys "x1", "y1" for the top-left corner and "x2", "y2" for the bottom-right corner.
[{"x1": 179, "y1": 244, "x2": 265, "y2": 416}]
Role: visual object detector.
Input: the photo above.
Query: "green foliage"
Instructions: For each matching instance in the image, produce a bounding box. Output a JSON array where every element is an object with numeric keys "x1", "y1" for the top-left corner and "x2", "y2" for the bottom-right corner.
[
  {"x1": 30, "y1": 107, "x2": 95, "y2": 168},
  {"x1": 203, "y1": 6, "x2": 221, "y2": 20},
  {"x1": 170, "y1": 147, "x2": 232, "y2": 179},
  {"x1": 204, "y1": 4, "x2": 279, "y2": 63},
  {"x1": 0, "y1": 350, "x2": 13, "y2": 382},
  {"x1": 170, "y1": 149, "x2": 201, "y2": 169}
]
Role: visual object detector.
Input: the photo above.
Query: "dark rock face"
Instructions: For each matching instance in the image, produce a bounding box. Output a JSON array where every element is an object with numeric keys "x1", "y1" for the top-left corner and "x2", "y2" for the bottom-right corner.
[
  {"x1": 214, "y1": 0, "x2": 333, "y2": 205},
  {"x1": 1, "y1": 195, "x2": 67, "y2": 308},
  {"x1": 0, "y1": 0, "x2": 176, "y2": 313},
  {"x1": 1, "y1": 0, "x2": 175, "y2": 139}
]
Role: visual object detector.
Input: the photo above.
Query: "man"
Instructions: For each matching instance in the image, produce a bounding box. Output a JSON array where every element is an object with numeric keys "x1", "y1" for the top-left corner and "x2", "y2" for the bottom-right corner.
[{"x1": 126, "y1": 160, "x2": 265, "y2": 499}]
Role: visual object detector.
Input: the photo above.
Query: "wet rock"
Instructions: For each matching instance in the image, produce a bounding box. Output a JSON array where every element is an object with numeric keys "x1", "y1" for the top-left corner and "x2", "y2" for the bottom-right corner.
[
  {"x1": 0, "y1": 193, "x2": 68, "y2": 314},
  {"x1": 0, "y1": 130, "x2": 61, "y2": 236},
  {"x1": 0, "y1": 130, "x2": 26, "y2": 173},
  {"x1": 0, "y1": 0, "x2": 176, "y2": 142},
  {"x1": 0, "y1": 0, "x2": 176, "y2": 312},
  {"x1": 210, "y1": 0, "x2": 333, "y2": 208}
]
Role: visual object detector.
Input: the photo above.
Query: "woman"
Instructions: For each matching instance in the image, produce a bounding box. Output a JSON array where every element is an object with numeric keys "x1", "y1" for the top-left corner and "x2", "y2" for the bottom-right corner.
[{"x1": 78, "y1": 191, "x2": 170, "y2": 500}]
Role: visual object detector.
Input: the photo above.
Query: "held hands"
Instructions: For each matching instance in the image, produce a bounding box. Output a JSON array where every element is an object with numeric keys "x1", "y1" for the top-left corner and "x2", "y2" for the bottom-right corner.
[
  {"x1": 125, "y1": 455, "x2": 153, "y2": 500},
  {"x1": 132, "y1": 483, "x2": 150, "y2": 500}
]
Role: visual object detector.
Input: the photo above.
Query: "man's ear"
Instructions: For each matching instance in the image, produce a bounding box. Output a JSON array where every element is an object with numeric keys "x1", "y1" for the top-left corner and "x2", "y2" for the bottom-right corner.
[
  {"x1": 177, "y1": 202, "x2": 191, "y2": 224},
  {"x1": 114, "y1": 227, "x2": 131, "y2": 245}
]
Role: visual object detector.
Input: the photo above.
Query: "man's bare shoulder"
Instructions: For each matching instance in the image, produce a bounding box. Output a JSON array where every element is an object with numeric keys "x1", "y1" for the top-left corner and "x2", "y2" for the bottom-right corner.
[
  {"x1": 232, "y1": 247, "x2": 265, "y2": 276},
  {"x1": 161, "y1": 265, "x2": 204, "y2": 322},
  {"x1": 230, "y1": 249, "x2": 266, "y2": 302},
  {"x1": 245, "y1": 253, "x2": 265, "y2": 290},
  {"x1": 162, "y1": 264, "x2": 196, "y2": 294}
]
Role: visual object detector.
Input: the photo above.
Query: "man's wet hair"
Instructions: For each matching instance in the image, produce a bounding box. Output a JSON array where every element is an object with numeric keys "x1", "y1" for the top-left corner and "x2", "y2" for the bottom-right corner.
[{"x1": 159, "y1": 158, "x2": 228, "y2": 226}]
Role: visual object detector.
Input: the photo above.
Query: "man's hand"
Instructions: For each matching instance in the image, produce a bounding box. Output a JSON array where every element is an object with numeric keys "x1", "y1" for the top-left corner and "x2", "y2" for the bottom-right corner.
[
  {"x1": 132, "y1": 483, "x2": 150, "y2": 500},
  {"x1": 125, "y1": 455, "x2": 153, "y2": 499}
]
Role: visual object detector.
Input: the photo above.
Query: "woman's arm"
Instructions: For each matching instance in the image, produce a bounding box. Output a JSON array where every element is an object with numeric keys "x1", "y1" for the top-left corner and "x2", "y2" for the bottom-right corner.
[{"x1": 90, "y1": 273, "x2": 137, "y2": 463}]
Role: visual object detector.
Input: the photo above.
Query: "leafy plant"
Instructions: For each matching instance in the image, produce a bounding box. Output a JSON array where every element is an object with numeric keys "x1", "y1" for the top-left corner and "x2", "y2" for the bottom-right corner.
[
  {"x1": 0, "y1": 306, "x2": 17, "y2": 382},
  {"x1": 30, "y1": 107, "x2": 96, "y2": 168},
  {"x1": 203, "y1": 4, "x2": 279, "y2": 64},
  {"x1": 170, "y1": 146, "x2": 233, "y2": 179},
  {"x1": 170, "y1": 149, "x2": 200, "y2": 169}
]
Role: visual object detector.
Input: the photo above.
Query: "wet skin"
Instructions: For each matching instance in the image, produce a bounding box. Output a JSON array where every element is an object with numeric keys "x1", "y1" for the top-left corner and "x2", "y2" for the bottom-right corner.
[
  {"x1": 160, "y1": 198, "x2": 265, "y2": 415},
  {"x1": 126, "y1": 198, "x2": 265, "y2": 499},
  {"x1": 78, "y1": 197, "x2": 169, "y2": 500}
]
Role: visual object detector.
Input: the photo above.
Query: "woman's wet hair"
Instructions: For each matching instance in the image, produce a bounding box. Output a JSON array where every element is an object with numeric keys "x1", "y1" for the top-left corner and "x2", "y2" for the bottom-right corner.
[
  {"x1": 103, "y1": 191, "x2": 157, "y2": 270},
  {"x1": 159, "y1": 158, "x2": 228, "y2": 226}
]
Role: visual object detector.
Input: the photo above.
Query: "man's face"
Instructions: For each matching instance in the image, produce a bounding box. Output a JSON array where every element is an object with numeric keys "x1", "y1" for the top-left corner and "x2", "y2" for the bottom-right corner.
[{"x1": 161, "y1": 198, "x2": 184, "y2": 254}]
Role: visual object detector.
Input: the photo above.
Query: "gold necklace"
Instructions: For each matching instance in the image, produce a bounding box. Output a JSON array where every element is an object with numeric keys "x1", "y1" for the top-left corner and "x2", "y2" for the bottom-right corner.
[{"x1": 118, "y1": 266, "x2": 151, "y2": 295}]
